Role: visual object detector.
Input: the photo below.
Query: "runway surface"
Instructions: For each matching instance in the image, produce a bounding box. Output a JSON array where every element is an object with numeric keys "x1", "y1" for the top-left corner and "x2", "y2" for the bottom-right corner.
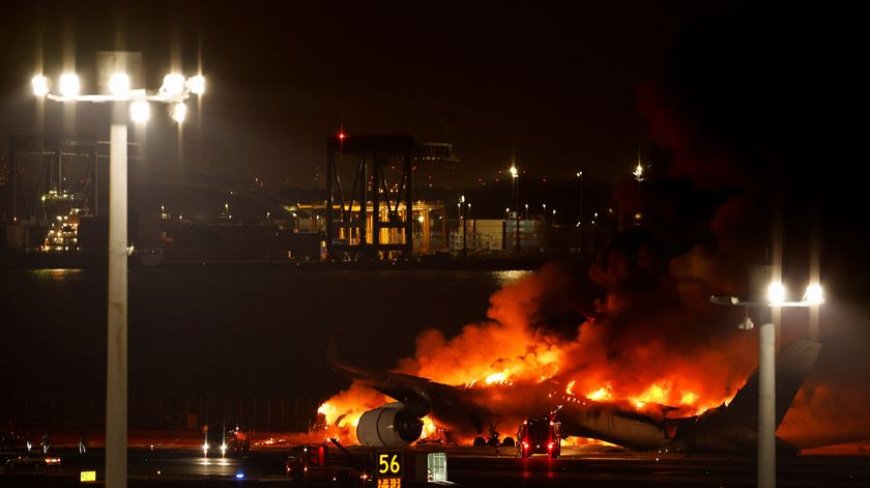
[{"x1": 2, "y1": 446, "x2": 868, "y2": 486}]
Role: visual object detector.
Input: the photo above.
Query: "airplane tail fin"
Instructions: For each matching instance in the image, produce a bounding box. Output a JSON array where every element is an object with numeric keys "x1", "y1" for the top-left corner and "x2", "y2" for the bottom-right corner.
[{"x1": 723, "y1": 339, "x2": 822, "y2": 430}]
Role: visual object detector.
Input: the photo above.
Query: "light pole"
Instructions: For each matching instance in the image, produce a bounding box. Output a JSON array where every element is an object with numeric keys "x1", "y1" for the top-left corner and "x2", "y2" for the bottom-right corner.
[
  {"x1": 632, "y1": 162, "x2": 644, "y2": 222},
  {"x1": 711, "y1": 280, "x2": 824, "y2": 488},
  {"x1": 460, "y1": 194, "x2": 467, "y2": 258},
  {"x1": 576, "y1": 170, "x2": 584, "y2": 253},
  {"x1": 509, "y1": 164, "x2": 519, "y2": 253},
  {"x1": 33, "y1": 56, "x2": 204, "y2": 488}
]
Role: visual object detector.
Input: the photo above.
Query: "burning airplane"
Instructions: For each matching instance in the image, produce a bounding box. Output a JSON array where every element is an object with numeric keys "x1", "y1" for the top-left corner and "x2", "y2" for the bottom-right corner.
[{"x1": 325, "y1": 335, "x2": 821, "y2": 452}]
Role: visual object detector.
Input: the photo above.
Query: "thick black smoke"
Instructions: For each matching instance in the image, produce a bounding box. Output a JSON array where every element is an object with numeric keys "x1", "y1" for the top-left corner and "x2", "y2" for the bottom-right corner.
[{"x1": 635, "y1": 4, "x2": 868, "y2": 449}]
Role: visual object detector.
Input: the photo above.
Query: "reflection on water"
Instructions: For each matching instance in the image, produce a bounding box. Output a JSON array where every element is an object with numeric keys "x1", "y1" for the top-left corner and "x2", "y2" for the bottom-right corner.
[
  {"x1": 2, "y1": 267, "x2": 533, "y2": 397},
  {"x1": 492, "y1": 270, "x2": 532, "y2": 286},
  {"x1": 31, "y1": 268, "x2": 84, "y2": 281}
]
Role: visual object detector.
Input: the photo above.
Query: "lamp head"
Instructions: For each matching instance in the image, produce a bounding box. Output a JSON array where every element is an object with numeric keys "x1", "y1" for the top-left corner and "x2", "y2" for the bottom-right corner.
[
  {"x1": 767, "y1": 281, "x2": 786, "y2": 306},
  {"x1": 31, "y1": 75, "x2": 49, "y2": 97},
  {"x1": 804, "y1": 283, "x2": 824, "y2": 305}
]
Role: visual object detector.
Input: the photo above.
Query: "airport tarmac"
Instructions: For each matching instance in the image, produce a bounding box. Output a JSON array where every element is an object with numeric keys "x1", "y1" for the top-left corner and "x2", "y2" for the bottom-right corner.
[{"x1": 2, "y1": 446, "x2": 868, "y2": 487}]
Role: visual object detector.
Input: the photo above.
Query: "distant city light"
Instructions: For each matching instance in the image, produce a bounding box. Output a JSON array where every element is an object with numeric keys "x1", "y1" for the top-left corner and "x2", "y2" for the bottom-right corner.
[
  {"x1": 633, "y1": 162, "x2": 644, "y2": 181},
  {"x1": 509, "y1": 165, "x2": 518, "y2": 178}
]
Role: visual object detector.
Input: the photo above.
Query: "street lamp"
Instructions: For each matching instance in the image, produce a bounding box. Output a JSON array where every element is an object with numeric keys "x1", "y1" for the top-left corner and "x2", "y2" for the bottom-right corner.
[
  {"x1": 509, "y1": 164, "x2": 519, "y2": 253},
  {"x1": 711, "y1": 280, "x2": 824, "y2": 488},
  {"x1": 633, "y1": 162, "x2": 644, "y2": 222},
  {"x1": 460, "y1": 195, "x2": 468, "y2": 258},
  {"x1": 33, "y1": 56, "x2": 203, "y2": 488},
  {"x1": 576, "y1": 170, "x2": 584, "y2": 252}
]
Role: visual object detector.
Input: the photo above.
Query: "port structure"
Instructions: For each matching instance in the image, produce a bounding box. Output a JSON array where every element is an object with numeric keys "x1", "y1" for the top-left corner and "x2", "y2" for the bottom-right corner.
[
  {"x1": 325, "y1": 135, "x2": 452, "y2": 261},
  {"x1": 6, "y1": 134, "x2": 142, "y2": 223}
]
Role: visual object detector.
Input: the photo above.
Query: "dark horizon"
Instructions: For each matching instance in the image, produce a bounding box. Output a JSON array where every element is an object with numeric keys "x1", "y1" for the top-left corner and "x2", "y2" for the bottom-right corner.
[{"x1": 1, "y1": 1, "x2": 749, "y2": 191}]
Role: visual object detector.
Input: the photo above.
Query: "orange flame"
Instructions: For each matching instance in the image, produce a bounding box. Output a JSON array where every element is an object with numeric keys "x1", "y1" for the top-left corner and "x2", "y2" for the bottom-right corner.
[
  {"x1": 586, "y1": 385, "x2": 612, "y2": 401},
  {"x1": 319, "y1": 263, "x2": 757, "y2": 445}
]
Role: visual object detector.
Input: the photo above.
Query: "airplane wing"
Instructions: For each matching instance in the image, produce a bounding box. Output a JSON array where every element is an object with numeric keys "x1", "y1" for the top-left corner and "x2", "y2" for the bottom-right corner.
[{"x1": 327, "y1": 336, "x2": 437, "y2": 417}]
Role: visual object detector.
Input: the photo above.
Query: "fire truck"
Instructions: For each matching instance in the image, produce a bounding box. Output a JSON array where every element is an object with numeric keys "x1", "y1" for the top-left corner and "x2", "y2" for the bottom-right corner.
[
  {"x1": 517, "y1": 415, "x2": 561, "y2": 459},
  {"x1": 222, "y1": 427, "x2": 251, "y2": 456}
]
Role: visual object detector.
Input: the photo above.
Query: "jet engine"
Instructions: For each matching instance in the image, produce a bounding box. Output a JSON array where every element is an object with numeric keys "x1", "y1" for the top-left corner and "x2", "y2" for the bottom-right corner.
[{"x1": 356, "y1": 402, "x2": 424, "y2": 447}]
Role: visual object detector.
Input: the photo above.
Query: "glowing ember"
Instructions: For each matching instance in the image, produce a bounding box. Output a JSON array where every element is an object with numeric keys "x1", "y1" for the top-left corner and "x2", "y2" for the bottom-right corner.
[
  {"x1": 421, "y1": 416, "x2": 438, "y2": 438},
  {"x1": 586, "y1": 385, "x2": 613, "y2": 401},
  {"x1": 630, "y1": 383, "x2": 668, "y2": 407},
  {"x1": 681, "y1": 391, "x2": 699, "y2": 405},
  {"x1": 484, "y1": 371, "x2": 508, "y2": 385},
  {"x1": 565, "y1": 380, "x2": 576, "y2": 395},
  {"x1": 317, "y1": 402, "x2": 334, "y2": 416}
]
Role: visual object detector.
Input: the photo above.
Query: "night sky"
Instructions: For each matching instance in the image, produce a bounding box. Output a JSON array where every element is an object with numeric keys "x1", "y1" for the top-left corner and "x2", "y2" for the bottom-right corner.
[
  {"x1": 0, "y1": 2, "x2": 864, "y2": 287},
  {"x1": 2, "y1": 0, "x2": 745, "y2": 189}
]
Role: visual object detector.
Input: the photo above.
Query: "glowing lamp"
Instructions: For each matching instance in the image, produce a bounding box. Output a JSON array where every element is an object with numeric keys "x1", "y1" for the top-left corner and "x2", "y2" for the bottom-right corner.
[
  {"x1": 804, "y1": 283, "x2": 824, "y2": 305},
  {"x1": 108, "y1": 72, "x2": 131, "y2": 96},
  {"x1": 59, "y1": 73, "x2": 81, "y2": 97},
  {"x1": 162, "y1": 73, "x2": 185, "y2": 96},
  {"x1": 32, "y1": 75, "x2": 49, "y2": 97},
  {"x1": 767, "y1": 281, "x2": 786, "y2": 305},
  {"x1": 509, "y1": 165, "x2": 518, "y2": 178},
  {"x1": 130, "y1": 101, "x2": 150, "y2": 124},
  {"x1": 634, "y1": 163, "x2": 644, "y2": 178},
  {"x1": 187, "y1": 74, "x2": 205, "y2": 95},
  {"x1": 170, "y1": 102, "x2": 187, "y2": 123}
]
